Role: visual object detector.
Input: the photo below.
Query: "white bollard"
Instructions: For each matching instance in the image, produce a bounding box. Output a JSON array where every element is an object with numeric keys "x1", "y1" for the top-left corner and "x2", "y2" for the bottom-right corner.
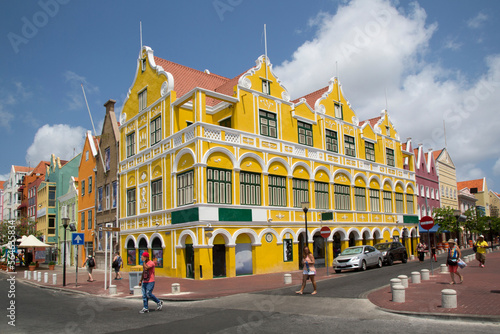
[
  {"x1": 171, "y1": 283, "x2": 180, "y2": 294},
  {"x1": 52, "y1": 274, "x2": 57, "y2": 285},
  {"x1": 411, "y1": 271, "x2": 421, "y2": 284},
  {"x1": 33, "y1": 271, "x2": 37, "y2": 280},
  {"x1": 24, "y1": 271, "x2": 27, "y2": 279},
  {"x1": 440, "y1": 264, "x2": 448, "y2": 273},
  {"x1": 44, "y1": 272, "x2": 48, "y2": 283},
  {"x1": 37, "y1": 272, "x2": 42, "y2": 282},
  {"x1": 421, "y1": 269, "x2": 430, "y2": 280},
  {"x1": 27, "y1": 271, "x2": 31, "y2": 280},
  {"x1": 410, "y1": 255, "x2": 415, "y2": 261},
  {"x1": 134, "y1": 285, "x2": 142, "y2": 296},
  {"x1": 398, "y1": 275, "x2": 409, "y2": 288},
  {"x1": 441, "y1": 289, "x2": 457, "y2": 308},
  {"x1": 392, "y1": 284, "x2": 405, "y2": 303},
  {"x1": 284, "y1": 273, "x2": 292, "y2": 284},
  {"x1": 390, "y1": 278, "x2": 401, "y2": 295},
  {"x1": 109, "y1": 285, "x2": 117, "y2": 295}
]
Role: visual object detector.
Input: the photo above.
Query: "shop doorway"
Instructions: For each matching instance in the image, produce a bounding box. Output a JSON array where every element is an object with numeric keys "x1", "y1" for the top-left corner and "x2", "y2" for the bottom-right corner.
[
  {"x1": 185, "y1": 244, "x2": 194, "y2": 279},
  {"x1": 213, "y1": 244, "x2": 226, "y2": 278}
]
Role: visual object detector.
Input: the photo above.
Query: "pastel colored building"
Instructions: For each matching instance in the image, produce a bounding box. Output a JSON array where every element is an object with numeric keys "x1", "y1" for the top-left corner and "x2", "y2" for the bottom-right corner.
[
  {"x1": 457, "y1": 178, "x2": 490, "y2": 217},
  {"x1": 489, "y1": 190, "x2": 500, "y2": 218},
  {"x1": 57, "y1": 177, "x2": 79, "y2": 266},
  {"x1": 433, "y1": 149, "x2": 458, "y2": 210},
  {"x1": 78, "y1": 131, "x2": 99, "y2": 263},
  {"x1": 2, "y1": 165, "x2": 33, "y2": 221},
  {"x1": 117, "y1": 46, "x2": 418, "y2": 279}
]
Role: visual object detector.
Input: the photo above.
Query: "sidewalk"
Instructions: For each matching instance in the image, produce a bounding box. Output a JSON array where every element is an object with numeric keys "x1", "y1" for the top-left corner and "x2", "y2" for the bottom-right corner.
[
  {"x1": 4, "y1": 247, "x2": 500, "y2": 321},
  {"x1": 367, "y1": 249, "x2": 500, "y2": 320}
]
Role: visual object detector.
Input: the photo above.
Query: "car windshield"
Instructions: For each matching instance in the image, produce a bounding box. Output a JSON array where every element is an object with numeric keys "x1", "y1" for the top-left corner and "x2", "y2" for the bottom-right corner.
[
  {"x1": 341, "y1": 247, "x2": 363, "y2": 255},
  {"x1": 375, "y1": 243, "x2": 391, "y2": 250}
]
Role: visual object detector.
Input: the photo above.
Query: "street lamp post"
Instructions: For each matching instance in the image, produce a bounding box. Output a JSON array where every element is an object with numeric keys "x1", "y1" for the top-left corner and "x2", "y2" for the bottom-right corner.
[
  {"x1": 301, "y1": 202, "x2": 310, "y2": 248},
  {"x1": 62, "y1": 217, "x2": 69, "y2": 287}
]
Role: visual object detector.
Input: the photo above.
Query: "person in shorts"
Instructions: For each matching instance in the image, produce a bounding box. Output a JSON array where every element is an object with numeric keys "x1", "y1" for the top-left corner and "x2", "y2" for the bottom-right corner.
[
  {"x1": 296, "y1": 246, "x2": 317, "y2": 295},
  {"x1": 475, "y1": 235, "x2": 488, "y2": 268},
  {"x1": 83, "y1": 255, "x2": 95, "y2": 282},
  {"x1": 446, "y1": 239, "x2": 463, "y2": 284},
  {"x1": 113, "y1": 251, "x2": 123, "y2": 280}
]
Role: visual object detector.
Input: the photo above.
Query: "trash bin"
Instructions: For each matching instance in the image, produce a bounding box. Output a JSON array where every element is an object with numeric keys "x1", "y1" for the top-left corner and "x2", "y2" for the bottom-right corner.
[{"x1": 129, "y1": 265, "x2": 143, "y2": 293}]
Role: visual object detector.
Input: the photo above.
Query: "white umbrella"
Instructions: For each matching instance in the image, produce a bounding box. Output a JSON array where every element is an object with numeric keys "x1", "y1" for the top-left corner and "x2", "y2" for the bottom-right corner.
[
  {"x1": 17, "y1": 235, "x2": 28, "y2": 242},
  {"x1": 18, "y1": 235, "x2": 52, "y2": 248}
]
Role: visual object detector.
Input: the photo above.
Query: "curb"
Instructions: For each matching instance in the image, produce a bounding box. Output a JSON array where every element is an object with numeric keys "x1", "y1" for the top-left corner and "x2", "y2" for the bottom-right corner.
[{"x1": 374, "y1": 305, "x2": 500, "y2": 323}]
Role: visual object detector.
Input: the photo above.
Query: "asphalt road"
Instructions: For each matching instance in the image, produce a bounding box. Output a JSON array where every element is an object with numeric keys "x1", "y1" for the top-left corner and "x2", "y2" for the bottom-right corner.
[
  {"x1": 3, "y1": 248, "x2": 499, "y2": 334},
  {"x1": 263, "y1": 249, "x2": 476, "y2": 298}
]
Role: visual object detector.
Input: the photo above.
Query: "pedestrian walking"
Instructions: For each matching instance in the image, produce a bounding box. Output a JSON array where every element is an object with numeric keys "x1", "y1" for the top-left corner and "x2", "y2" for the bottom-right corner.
[
  {"x1": 446, "y1": 239, "x2": 463, "y2": 284},
  {"x1": 296, "y1": 246, "x2": 317, "y2": 295},
  {"x1": 475, "y1": 235, "x2": 488, "y2": 268},
  {"x1": 139, "y1": 251, "x2": 163, "y2": 313},
  {"x1": 431, "y1": 243, "x2": 437, "y2": 262},
  {"x1": 417, "y1": 241, "x2": 427, "y2": 262},
  {"x1": 83, "y1": 255, "x2": 95, "y2": 282},
  {"x1": 112, "y1": 251, "x2": 123, "y2": 280}
]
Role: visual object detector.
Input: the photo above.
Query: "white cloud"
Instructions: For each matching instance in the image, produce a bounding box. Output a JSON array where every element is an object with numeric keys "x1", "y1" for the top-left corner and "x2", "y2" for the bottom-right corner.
[
  {"x1": 493, "y1": 158, "x2": 500, "y2": 176},
  {"x1": 443, "y1": 37, "x2": 462, "y2": 51},
  {"x1": 63, "y1": 70, "x2": 99, "y2": 111},
  {"x1": 25, "y1": 124, "x2": 86, "y2": 165},
  {"x1": 0, "y1": 173, "x2": 9, "y2": 181},
  {"x1": 0, "y1": 81, "x2": 32, "y2": 130},
  {"x1": 467, "y1": 12, "x2": 488, "y2": 29},
  {"x1": 274, "y1": 0, "x2": 500, "y2": 186}
]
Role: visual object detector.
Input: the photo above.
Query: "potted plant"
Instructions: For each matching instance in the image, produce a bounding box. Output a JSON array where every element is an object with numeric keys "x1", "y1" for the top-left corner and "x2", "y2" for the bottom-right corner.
[
  {"x1": 29, "y1": 262, "x2": 36, "y2": 271},
  {"x1": 48, "y1": 261, "x2": 56, "y2": 270}
]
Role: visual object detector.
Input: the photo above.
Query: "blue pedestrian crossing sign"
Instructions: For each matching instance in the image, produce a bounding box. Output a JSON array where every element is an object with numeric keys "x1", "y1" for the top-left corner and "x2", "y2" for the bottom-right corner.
[{"x1": 72, "y1": 233, "x2": 84, "y2": 245}]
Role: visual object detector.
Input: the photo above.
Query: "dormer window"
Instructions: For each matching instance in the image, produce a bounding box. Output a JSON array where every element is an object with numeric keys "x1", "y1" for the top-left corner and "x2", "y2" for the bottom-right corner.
[
  {"x1": 334, "y1": 102, "x2": 343, "y2": 119},
  {"x1": 262, "y1": 79, "x2": 270, "y2": 95},
  {"x1": 141, "y1": 58, "x2": 146, "y2": 72}
]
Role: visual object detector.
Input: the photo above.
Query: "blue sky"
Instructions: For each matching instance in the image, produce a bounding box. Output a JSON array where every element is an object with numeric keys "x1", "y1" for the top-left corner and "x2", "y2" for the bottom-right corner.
[{"x1": 1, "y1": 0, "x2": 499, "y2": 191}]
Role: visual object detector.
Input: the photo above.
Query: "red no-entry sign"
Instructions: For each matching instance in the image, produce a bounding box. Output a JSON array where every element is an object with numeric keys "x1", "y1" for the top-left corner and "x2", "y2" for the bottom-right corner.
[
  {"x1": 420, "y1": 216, "x2": 435, "y2": 230},
  {"x1": 320, "y1": 226, "x2": 331, "y2": 238}
]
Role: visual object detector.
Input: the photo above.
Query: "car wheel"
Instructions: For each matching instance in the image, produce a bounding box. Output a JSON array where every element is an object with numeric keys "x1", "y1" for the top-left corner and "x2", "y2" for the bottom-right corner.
[
  {"x1": 335, "y1": 269, "x2": 341, "y2": 273},
  {"x1": 377, "y1": 258, "x2": 383, "y2": 268},
  {"x1": 402, "y1": 254, "x2": 408, "y2": 263},
  {"x1": 360, "y1": 260, "x2": 367, "y2": 271},
  {"x1": 387, "y1": 255, "x2": 394, "y2": 266}
]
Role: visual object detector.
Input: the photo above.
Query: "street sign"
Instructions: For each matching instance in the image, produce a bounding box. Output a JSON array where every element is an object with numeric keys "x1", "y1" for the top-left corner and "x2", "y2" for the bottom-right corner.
[
  {"x1": 72, "y1": 233, "x2": 84, "y2": 245},
  {"x1": 420, "y1": 216, "x2": 435, "y2": 230},
  {"x1": 100, "y1": 227, "x2": 120, "y2": 232},
  {"x1": 320, "y1": 226, "x2": 331, "y2": 238}
]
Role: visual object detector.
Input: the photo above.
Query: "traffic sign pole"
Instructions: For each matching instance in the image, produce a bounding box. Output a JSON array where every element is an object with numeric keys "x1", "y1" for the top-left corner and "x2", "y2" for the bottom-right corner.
[{"x1": 320, "y1": 226, "x2": 331, "y2": 276}]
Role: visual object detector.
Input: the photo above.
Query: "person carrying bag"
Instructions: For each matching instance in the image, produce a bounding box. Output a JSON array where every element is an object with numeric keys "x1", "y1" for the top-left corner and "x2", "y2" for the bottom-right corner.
[{"x1": 446, "y1": 239, "x2": 463, "y2": 285}]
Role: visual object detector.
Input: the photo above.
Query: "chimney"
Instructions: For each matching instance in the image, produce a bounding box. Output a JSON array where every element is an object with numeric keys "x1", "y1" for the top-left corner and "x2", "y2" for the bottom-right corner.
[{"x1": 104, "y1": 99, "x2": 116, "y2": 113}]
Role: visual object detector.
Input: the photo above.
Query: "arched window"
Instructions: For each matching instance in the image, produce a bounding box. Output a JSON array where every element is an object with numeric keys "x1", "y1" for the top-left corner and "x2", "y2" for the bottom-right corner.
[
  {"x1": 138, "y1": 238, "x2": 148, "y2": 265},
  {"x1": 126, "y1": 239, "x2": 136, "y2": 266},
  {"x1": 151, "y1": 237, "x2": 163, "y2": 268}
]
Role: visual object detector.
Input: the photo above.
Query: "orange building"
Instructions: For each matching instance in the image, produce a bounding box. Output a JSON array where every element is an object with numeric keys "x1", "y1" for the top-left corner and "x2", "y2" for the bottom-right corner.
[{"x1": 77, "y1": 131, "x2": 100, "y2": 263}]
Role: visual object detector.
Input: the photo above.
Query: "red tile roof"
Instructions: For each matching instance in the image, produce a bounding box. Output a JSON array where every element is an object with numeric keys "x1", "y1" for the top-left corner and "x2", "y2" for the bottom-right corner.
[
  {"x1": 154, "y1": 56, "x2": 230, "y2": 99},
  {"x1": 31, "y1": 161, "x2": 50, "y2": 175},
  {"x1": 14, "y1": 166, "x2": 33, "y2": 173},
  {"x1": 360, "y1": 116, "x2": 381, "y2": 128},
  {"x1": 293, "y1": 86, "x2": 328, "y2": 107},
  {"x1": 0, "y1": 181, "x2": 4, "y2": 189},
  {"x1": 457, "y1": 179, "x2": 484, "y2": 192},
  {"x1": 432, "y1": 149, "x2": 443, "y2": 160}
]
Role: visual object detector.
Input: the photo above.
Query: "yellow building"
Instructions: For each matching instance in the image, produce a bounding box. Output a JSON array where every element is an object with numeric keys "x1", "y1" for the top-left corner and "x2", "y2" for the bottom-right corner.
[{"x1": 118, "y1": 46, "x2": 418, "y2": 279}]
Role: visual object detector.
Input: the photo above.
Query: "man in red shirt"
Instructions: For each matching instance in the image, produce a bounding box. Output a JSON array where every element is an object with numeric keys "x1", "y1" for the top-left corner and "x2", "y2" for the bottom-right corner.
[{"x1": 139, "y1": 252, "x2": 163, "y2": 313}]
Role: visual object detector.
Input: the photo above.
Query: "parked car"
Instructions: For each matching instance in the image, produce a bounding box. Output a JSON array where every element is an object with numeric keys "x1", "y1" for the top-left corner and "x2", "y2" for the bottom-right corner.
[
  {"x1": 333, "y1": 245, "x2": 383, "y2": 273},
  {"x1": 374, "y1": 242, "x2": 408, "y2": 265}
]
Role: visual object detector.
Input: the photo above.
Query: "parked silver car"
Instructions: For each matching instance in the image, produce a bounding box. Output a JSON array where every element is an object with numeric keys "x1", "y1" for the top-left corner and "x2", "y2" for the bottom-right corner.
[{"x1": 333, "y1": 245, "x2": 383, "y2": 273}]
